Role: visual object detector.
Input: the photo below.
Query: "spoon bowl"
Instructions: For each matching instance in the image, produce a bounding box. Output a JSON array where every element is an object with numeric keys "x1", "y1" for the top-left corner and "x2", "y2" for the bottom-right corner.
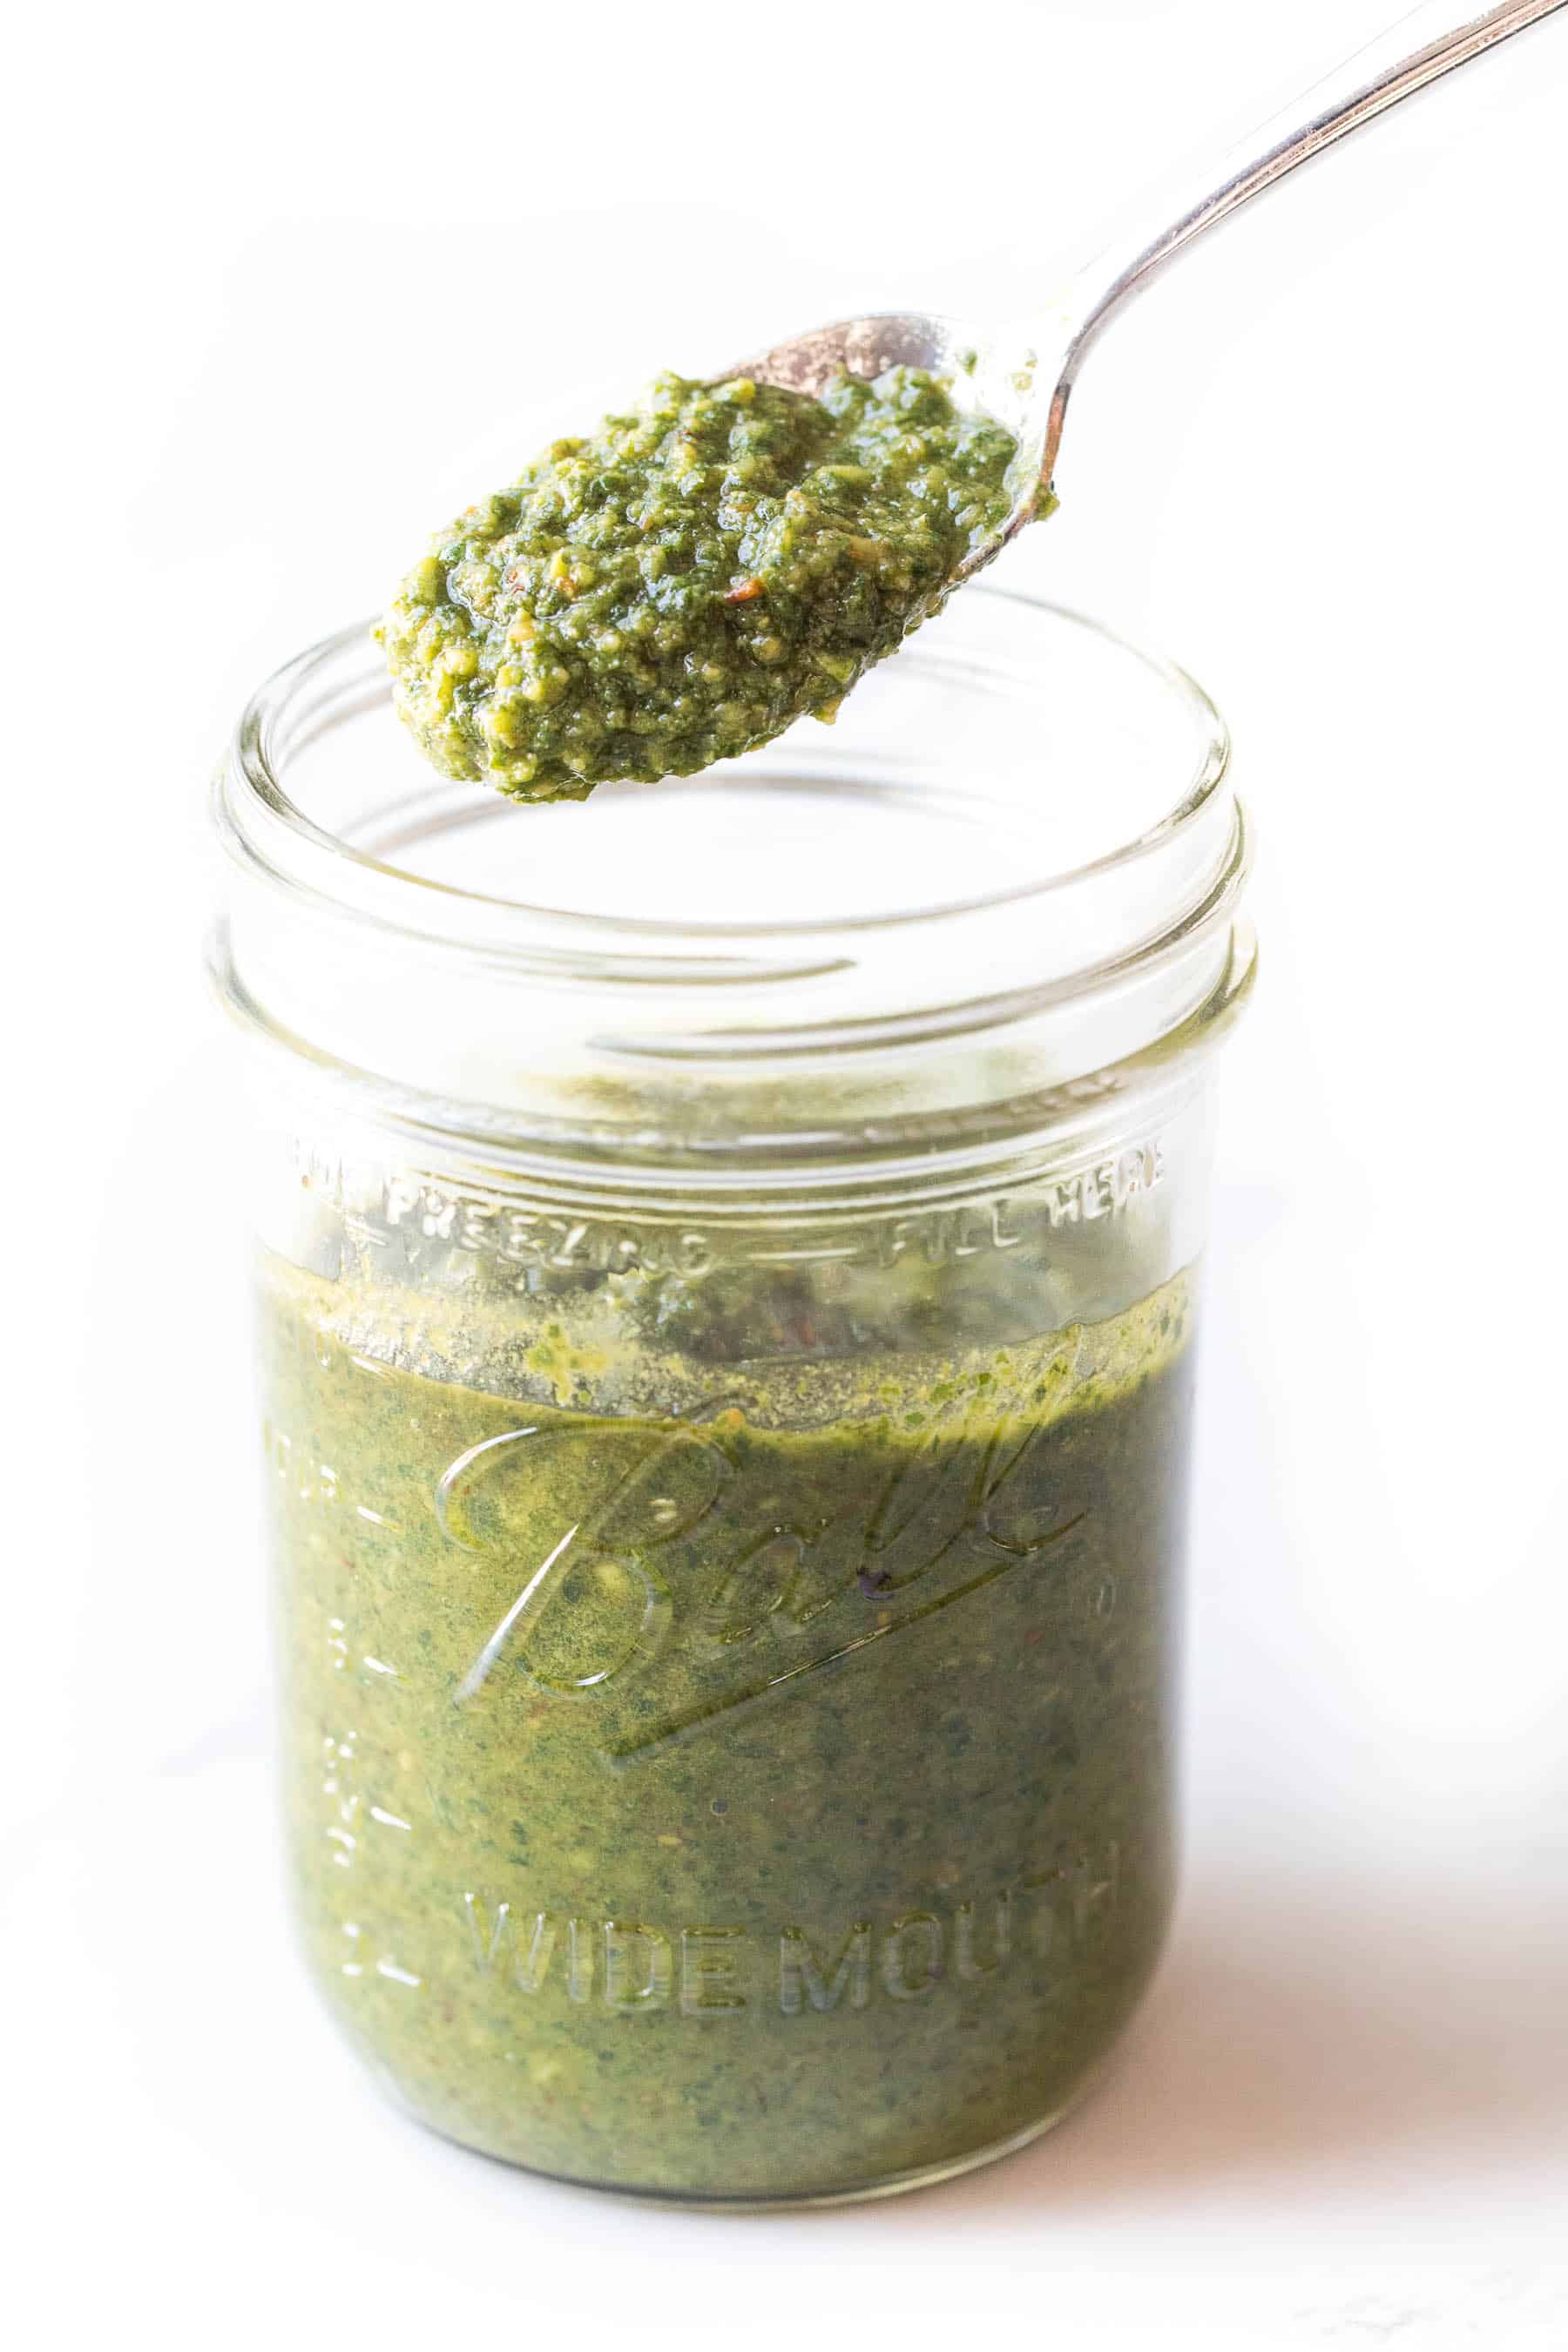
[
  {"x1": 722, "y1": 2, "x2": 1565, "y2": 579},
  {"x1": 723, "y1": 308, "x2": 1061, "y2": 573}
]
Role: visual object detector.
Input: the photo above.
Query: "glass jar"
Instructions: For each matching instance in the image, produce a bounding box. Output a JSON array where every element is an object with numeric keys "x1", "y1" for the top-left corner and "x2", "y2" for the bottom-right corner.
[{"x1": 211, "y1": 588, "x2": 1254, "y2": 2207}]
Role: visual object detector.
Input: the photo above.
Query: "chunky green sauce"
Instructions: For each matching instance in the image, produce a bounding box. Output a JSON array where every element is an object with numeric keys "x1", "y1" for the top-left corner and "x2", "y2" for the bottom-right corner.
[
  {"x1": 263, "y1": 1250, "x2": 1191, "y2": 2199},
  {"x1": 376, "y1": 368, "x2": 1019, "y2": 798}
]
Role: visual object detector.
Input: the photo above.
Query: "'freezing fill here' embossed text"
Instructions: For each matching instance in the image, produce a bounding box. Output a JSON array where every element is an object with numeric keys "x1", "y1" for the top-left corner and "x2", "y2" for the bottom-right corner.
[{"x1": 340, "y1": 1136, "x2": 1165, "y2": 1282}]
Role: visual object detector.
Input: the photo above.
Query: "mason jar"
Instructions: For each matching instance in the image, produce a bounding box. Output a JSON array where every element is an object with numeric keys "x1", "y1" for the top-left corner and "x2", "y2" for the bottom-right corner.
[{"x1": 210, "y1": 587, "x2": 1254, "y2": 2207}]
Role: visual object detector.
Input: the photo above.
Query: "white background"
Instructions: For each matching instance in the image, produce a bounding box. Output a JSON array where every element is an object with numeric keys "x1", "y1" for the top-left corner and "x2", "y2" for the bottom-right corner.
[{"x1": 6, "y1": 2, "x2": 1566, "y2": 2343}]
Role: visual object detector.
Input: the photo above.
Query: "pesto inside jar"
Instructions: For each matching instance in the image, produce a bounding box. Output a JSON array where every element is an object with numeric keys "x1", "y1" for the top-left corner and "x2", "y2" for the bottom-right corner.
[
  {"x1": 376, "y1": 368, "x2": 1023, "y2": 799},
  {"x1": 262, "y1": 1216, "x2": 1191, "y2": 2201}
]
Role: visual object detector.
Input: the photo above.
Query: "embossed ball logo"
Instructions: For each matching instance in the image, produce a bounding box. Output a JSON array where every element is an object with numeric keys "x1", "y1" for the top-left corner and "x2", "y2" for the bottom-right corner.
[{"x1": 436, "y1": 1373, "x2": 1088, "y2": 1765}]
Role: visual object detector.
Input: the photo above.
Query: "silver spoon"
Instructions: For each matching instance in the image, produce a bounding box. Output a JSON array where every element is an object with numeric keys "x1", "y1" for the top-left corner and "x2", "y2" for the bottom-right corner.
[{"x1": 727, "y1": 0, "x2": 1566, "y2": 573}]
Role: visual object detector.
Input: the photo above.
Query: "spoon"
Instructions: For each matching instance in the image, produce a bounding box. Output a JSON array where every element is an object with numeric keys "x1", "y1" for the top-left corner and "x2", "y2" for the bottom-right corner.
[{"x1": 726, "y1": 0, "x2": 1566, "y2": 571}]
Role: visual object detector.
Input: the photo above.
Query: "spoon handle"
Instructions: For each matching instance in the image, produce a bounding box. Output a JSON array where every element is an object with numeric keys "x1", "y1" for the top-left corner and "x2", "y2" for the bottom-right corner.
[{"x1": 1059, "y1": 0, "x2": 1566, "y2": 377}]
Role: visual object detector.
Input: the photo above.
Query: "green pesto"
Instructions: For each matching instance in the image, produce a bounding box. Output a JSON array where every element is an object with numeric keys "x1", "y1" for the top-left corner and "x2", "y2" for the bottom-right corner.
[
  {"x1": 375, "y1": 368, "x2": 1020, "y2": 800},
  {"x1": 262, "y1": 1253, "x2": 1192, "y2": 2200}
]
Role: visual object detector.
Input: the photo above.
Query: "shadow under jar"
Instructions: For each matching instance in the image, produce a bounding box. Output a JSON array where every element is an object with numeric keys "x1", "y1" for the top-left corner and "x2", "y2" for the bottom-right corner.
[{"x1": 211, "y1": 588, "x2": 1254, "y2": 2207}]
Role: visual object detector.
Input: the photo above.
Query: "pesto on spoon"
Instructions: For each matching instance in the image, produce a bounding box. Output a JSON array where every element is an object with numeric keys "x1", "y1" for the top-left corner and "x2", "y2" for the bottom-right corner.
[
  {"x1": 380, "y1": 3, "x2": 1565, "y2": 801},
  {"x1": 378, "y1": 368, "x2": 1019, "y2": 801}
]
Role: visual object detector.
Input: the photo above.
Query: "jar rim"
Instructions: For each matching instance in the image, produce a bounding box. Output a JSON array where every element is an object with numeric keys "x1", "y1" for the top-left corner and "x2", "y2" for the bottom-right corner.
[
  {"x1": 212, "y1": 591, "x2": 1251, "y2": 1161},
  {"x1": 219, "y1": 589, "x2": 1230, "y2": 956}
]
